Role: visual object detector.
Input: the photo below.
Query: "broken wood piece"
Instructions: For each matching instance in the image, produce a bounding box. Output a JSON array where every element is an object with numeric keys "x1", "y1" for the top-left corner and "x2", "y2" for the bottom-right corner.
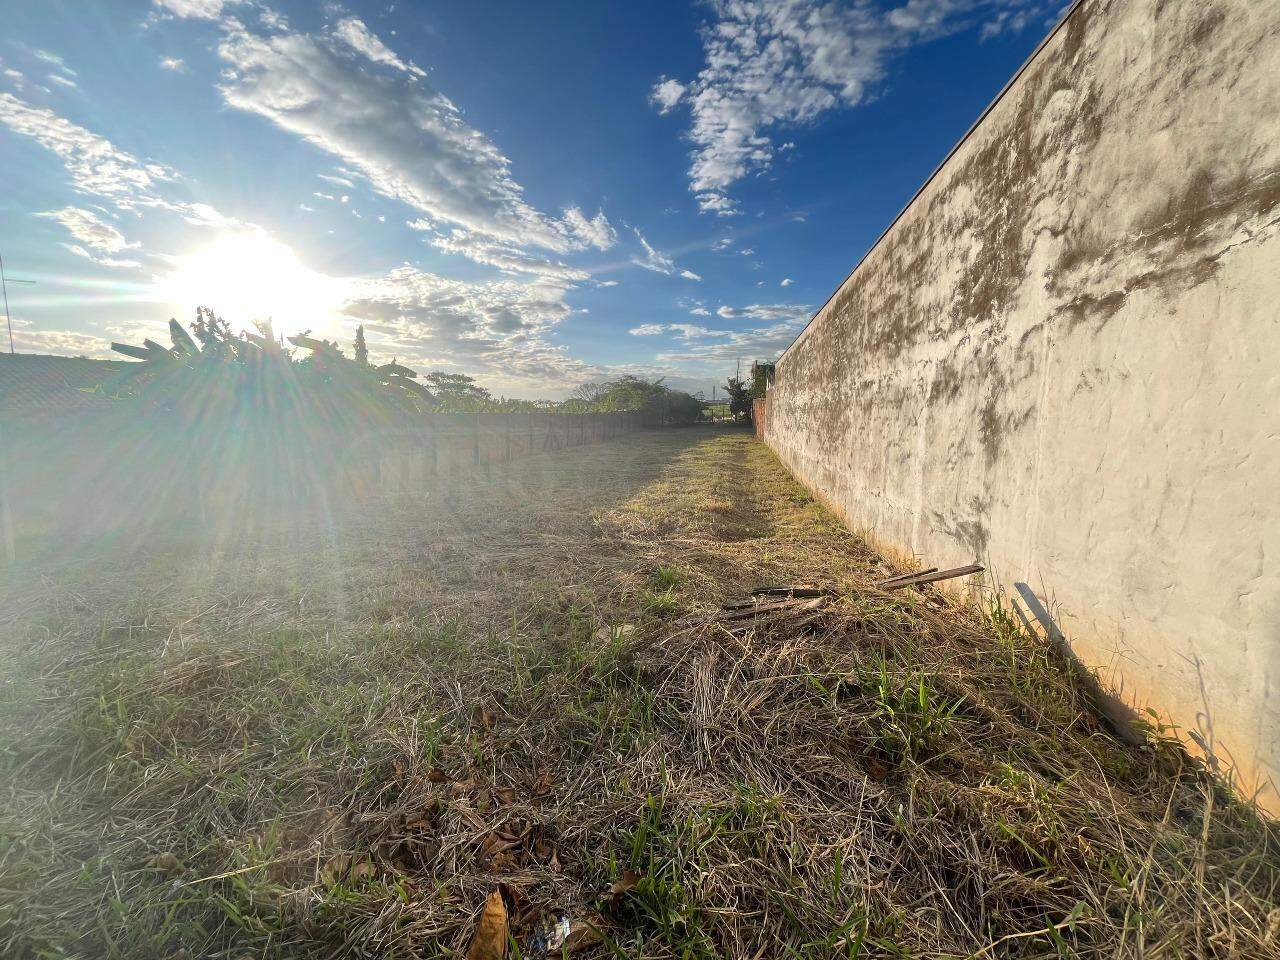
[
  {"x1": 875, "y1": 567, "x2": 938, "y2": 588},
  {"x1": 750, "y1": 585, "x2": 832, "y2": 598},
  {"x1": 878, "y1": 564, "x2": 984, "y2": 591}
]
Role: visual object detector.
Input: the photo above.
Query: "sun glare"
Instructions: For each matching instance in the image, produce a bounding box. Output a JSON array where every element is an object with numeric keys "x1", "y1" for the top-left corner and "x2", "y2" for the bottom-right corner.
[{"x1": 155, "y1": 232, "x2": 349, "y2": 337}]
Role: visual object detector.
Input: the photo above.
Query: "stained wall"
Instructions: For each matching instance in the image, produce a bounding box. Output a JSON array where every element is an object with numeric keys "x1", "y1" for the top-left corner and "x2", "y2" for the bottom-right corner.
[{"x1": 764, "y1": 0, "x2": 1280, "y2": 808}]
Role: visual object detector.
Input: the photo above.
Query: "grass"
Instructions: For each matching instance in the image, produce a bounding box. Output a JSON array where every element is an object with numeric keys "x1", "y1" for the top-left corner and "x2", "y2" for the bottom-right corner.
[{"x1": 1, "y1": 426, "x2": 1277, "y2": 958}]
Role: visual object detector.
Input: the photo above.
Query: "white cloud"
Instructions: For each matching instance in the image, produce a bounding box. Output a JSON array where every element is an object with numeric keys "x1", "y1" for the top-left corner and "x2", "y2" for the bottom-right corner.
[
  {"x1": 342, "y1": 266, "x2": 600, "y2": 391},
  {"x1": 153, "y1": 0, "x2": 238, "y2": 19},
  {"x1": 31, "y1": 49, "x2": 76, "y2": 77},
  {"x1": 656, "y1": 0, "x2": 1049, "y2": 213},
  {"x1": 47, "y1": 74, "x2": 77, "y2": 90},
  {"x1": 780, "y1": 277, "x2": 794, "y2": 286},
  {"x1": 596, "y1": 279, "x2": 620, "y2": 288},
  {"x1": 656, "y1": 303, "x2": 811, "y2": 367},
  {"x1": 37, "y1": 206, "x2": 135, "y2": 254},
  {"x1": 9, "y1": 323, "x2": 114, "y2": 356},
  {"x1": 318, "y1": 172, "x2": 355, "y2": 188},
  {"x1": 628, "y1": 322, "x2": 729, "y2": 340},
  {"x1": 332, "y1": 17, "x2": 426, "y2": 78},
  {"x1": 632, "y1": 227, "x2": 676, "y2": 274},
  {"x1": 562, "y1": 206, "x2": 617, "y2": 250},
  {"x1": 680, "y1": 269, "x2": 702, "y2": 281},
  {"x1": 429, "y1": 228, "x2": 589, "y2": 282},
  {"x1": 649, "y1": 76, "x2": 686, "y2": 114},
  {"x1": 159, "y1": 56, "x2": 188, "y2": 72},
  {"x1": 715, "y1": 303, "x2": 810, "y2": 322},
  {"x1": 59, "y1": 244, "x2": 143, "y2": 270},
  {"x1": 690, "y1": 306, "x2": 710, "y2": 316},
  {"x1": 669, "y1": 323, "x2": 728, "y2": 339},
  {"x1": 0, "y1": 93, "x2": 176, "y2": 203},
  {"x1": 216, "y1": 22, "x2": 608, "y2": 272}
]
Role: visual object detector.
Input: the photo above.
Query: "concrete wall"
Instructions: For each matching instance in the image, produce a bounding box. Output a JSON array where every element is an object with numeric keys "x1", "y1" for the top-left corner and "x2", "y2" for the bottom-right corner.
[{"x1": 764, "y1": 0, "x2": 1280, "y2": 809}]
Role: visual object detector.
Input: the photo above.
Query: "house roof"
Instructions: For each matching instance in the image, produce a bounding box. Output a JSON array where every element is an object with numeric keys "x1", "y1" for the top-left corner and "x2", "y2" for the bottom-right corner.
[{"x1": 0, "y1": 353, "x2": 135, "y2": 418}]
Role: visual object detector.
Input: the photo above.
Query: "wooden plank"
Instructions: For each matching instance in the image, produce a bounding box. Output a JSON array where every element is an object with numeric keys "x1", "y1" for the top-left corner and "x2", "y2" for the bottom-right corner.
[
  {"x1": 875, "y1": 567, "x2": 938, "y2": 588},
  {"x1": 881, "y1": 564, "x2": 983, "y2": 590}
]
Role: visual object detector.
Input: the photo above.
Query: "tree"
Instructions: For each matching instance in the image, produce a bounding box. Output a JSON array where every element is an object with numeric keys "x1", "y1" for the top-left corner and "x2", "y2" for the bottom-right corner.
[
  {"x1": 353, "y1": 325, "x2": 369, "y2": 366},
  {"x1": 421, "y1": 371, "x2": 495, "y2": 410},
  {"x1": 724, "y1": 376, "x2": 754, "y2": 422}
]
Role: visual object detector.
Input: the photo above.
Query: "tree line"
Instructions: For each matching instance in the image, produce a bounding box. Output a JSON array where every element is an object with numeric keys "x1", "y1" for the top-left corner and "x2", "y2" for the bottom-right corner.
[{"x1": 104, "y1": 310, "x2": 716, "y2": 427}]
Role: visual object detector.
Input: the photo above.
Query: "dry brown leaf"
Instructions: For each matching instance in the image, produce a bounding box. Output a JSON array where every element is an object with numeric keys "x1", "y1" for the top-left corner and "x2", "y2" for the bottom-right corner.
[
  {"x1": 427, "y1": 767, "x2": 448, "y2": 783},
  {"x1": 563, "y1": 917, "x2": 604, "y2": 952},
  {"x1": 531, "y1": 767, "x2": 556, "y2": 797},
  {"x1": 494, "y1": 786, "x2": 517, "y2": 805},
  {"x1": 466, "y1": 890, "x2": 508, "y2": 960},
  {"x1": 473, "y1": 703, "x2": 496, "y2": 730},
  {"x1": 608, "y1": 869, "x2": 640, "y2": 898},
  {"x1": 322, "y1": 853, "x2": 375, "y2": 885}
]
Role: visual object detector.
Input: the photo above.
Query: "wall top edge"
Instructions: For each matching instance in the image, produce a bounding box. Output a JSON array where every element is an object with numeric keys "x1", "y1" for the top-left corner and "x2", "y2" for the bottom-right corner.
[{"x1": 776, "y1": 0, "x2": 1086, "y2": 366}]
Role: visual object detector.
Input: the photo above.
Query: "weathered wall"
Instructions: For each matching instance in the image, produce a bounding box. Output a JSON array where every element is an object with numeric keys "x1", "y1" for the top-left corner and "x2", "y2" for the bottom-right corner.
[{"x1": 765, "y1": 0, "x2": 1280, "y2": 808}]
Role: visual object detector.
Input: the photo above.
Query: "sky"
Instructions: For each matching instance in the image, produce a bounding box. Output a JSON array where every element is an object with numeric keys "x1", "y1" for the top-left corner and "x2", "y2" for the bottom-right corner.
[{"x1": 0, "y1": 0, "x2": 1065, "y2": 400}]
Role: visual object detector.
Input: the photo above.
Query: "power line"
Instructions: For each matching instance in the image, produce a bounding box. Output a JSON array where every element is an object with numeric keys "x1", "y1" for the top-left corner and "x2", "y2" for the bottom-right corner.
[{"x1": 0, "y1": 252, "x2": 37, "y2": 354}]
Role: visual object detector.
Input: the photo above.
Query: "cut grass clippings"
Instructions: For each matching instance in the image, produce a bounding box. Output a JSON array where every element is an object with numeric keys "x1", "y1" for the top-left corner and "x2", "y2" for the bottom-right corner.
[{"x1": 0, "y1": 427, "x2": 1276, "y2": 958}]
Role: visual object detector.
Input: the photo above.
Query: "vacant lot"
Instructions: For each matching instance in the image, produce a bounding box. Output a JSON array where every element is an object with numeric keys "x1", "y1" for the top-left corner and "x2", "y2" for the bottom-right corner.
[{"x1": 1, "y1": 427, "x2": 1277, "y2": 959}]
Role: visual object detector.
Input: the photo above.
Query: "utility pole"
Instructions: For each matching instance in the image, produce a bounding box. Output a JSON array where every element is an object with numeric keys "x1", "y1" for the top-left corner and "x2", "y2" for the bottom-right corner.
[{"x1": 1, "y1": 252, "x2": 37, "y2": 354}]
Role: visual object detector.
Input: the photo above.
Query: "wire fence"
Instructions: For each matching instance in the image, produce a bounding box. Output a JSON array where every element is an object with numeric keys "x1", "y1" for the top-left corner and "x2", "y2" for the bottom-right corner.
[{"x1": 0, "y1": 409, "x2": 644, "y2": 564}]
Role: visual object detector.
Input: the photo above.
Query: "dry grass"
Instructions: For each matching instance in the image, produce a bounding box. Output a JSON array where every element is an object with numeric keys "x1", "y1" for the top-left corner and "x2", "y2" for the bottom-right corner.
[{"x1": 0, "y1": 427, "x2": 1276, "y2": 959}]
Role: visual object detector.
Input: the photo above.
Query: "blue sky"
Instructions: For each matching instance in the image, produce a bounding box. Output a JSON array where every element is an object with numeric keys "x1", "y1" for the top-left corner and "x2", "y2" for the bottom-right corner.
[{"x1": 1, "y1": 0, "x2": 1062, "y2": 399}]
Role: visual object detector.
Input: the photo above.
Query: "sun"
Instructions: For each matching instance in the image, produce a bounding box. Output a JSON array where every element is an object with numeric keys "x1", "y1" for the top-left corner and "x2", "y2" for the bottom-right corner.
[{"x1": 155, "y1": 231, "x2": 350, "y2": 338}]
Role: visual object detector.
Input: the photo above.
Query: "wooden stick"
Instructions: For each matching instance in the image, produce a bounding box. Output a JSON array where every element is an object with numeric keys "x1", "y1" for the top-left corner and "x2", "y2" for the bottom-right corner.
[{"x1": 880, "y1": 564, "x2": 983, "y2": 590}]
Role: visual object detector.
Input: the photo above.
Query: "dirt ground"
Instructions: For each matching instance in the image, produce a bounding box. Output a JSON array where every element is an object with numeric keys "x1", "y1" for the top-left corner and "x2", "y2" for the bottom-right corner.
[{"x1": 1, "y1": 426, "x2": 1276, "y2": 959}]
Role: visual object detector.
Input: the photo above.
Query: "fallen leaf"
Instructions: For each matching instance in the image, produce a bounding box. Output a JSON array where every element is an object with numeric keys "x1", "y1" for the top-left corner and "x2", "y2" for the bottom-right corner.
[
  {"x1": 467, "y1": 890, "x2": 508, "y2": 960},
  {"x1": 531, "y1": 767, "x2": 556, "y2": 796},
  {"x1": 427, "y1": 767, "x2": 448, "y2": 783},
  {"x1": 451, "y1": 778, "x2": 478, "y2": 797},
  {"x1": 864, "y1": 759, "x2": 889, "y2": 782},
  {"x1": 322, "y1": 853, "x2": 375, "y2": 885},
  {"x1": 473, "y1": 703, "x2": 496, "y2": 730},
  {"x1": 608, "y1": 869, "x2": 640, "y2": 898},
  {"x1": 494, "y1": 787, "x2": 517, "y2": 805},
  {"x1": 605, "y1": 869, "x2": 641, "y2": 910},
  {"x1": 564, "y1": 917, "x2": 604, "y2": 951}
]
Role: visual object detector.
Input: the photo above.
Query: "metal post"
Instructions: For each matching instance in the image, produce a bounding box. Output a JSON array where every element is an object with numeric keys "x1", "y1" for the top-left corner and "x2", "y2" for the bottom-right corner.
[{"x1": 1, "y1": 254, "x2": 11, "y2": 355}]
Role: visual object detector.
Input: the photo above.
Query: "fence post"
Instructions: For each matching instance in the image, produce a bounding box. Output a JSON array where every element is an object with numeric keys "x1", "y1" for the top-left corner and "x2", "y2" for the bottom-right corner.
[{"x1": 429, "y1": 420, "x2": 438, "y2": 485}]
